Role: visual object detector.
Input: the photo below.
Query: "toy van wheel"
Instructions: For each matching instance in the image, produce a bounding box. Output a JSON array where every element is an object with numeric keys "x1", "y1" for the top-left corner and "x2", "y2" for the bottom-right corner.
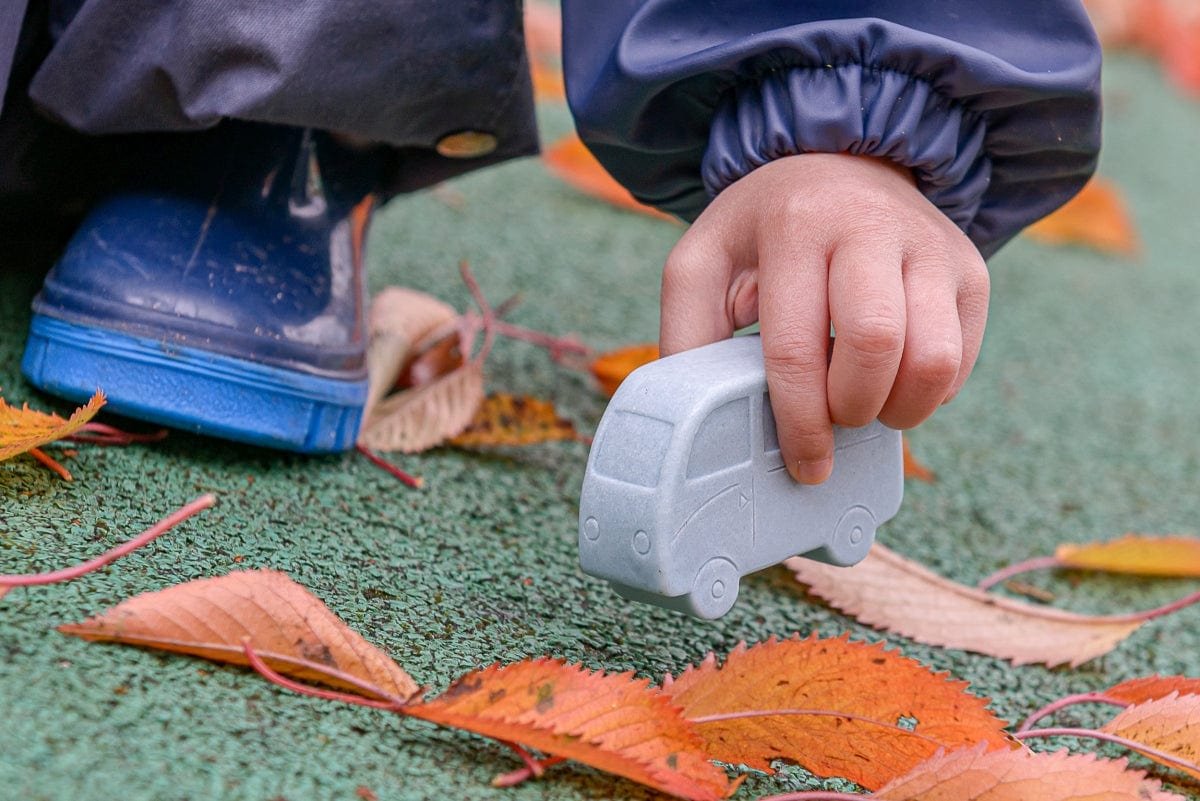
[
  {"x1": 685, "y1": 557, "x2": 739, "y2": 619},
  {"x1": 824, "y1": 505, "x2": 877, "y2": 566}
]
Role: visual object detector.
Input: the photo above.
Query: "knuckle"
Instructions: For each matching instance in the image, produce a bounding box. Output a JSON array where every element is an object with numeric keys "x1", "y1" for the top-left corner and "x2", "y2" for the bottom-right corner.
[
  {"x1": 839, "y1": 310, "x2": 905, "y2": 367},
  {"x1": 906, "y1": 340, "x2": 962, "y2": 393}
]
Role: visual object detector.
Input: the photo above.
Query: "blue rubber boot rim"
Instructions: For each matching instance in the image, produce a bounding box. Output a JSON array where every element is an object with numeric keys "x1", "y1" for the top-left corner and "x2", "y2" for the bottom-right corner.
[{"x1": 22, "y1": 314, "x2": 367, "y2": 453}]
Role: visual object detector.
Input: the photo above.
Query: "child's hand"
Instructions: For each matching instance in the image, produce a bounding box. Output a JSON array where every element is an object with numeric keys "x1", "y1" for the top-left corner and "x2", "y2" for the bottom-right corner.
[{"x1": 660, "y1": 153, "x2": 989, "y2": 484}]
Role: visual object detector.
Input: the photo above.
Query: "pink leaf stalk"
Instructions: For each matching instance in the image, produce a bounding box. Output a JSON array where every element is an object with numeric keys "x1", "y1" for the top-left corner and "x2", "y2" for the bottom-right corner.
[
  {"x1": 356, "y1": 444, "x2": 424, "y2": 489},
  {"x1": 1, "y1": 494, "x2": 215, "y2": 589},
  {"x1": 1015, "y1": 726, "x2": 1200, "y2": 776},
  {"x1": 1018, "y1": 691, "x2": 1130, "y2": 733}
]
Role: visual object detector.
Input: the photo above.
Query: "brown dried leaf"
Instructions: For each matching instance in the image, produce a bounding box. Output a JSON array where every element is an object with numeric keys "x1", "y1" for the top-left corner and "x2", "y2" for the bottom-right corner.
[
  {"x1": 357, "y1": 360, "x2": 485, "y2": 453},
  {"x1": 0, "y1": 390, "x2": 105, "y2": 460},
  {"x1": 786, "y1": 544, "x2": 1144, "y2": 667},
  {"x1": 406, "y1": 658, "x2": 735, "y2": 801},
  {"x1": 365, "y1": 287, "x2": 458, "y2": 413},
  {"x1": 59, "y1": 569, "x2": 420, "y2": 702},
  {"x1": 1100, "y1": 693, "x2": 1200, "y2": 779},
  {"x1": 661, "y1": 634, "x2": 1012, "y2": 790},
  {"x1": 448, "y1": 393, "x2": 580, "y2": 448},
  {"x1": 875, "y1": 746, "x2": 1184, "y2": 801}
]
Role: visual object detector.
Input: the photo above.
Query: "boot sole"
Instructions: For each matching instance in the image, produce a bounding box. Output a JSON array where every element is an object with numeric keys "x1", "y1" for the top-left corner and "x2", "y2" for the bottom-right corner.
[{"x1": 22, "y1": 314, "x2": 366, "y2": 453}]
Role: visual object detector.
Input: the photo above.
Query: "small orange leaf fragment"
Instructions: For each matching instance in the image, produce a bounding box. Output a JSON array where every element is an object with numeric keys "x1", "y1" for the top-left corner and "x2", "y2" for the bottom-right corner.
[
  {"x1": 902, "y1": 436, "x2": 936, "y2": 482},
  {"x1": 875, "y1": 745, "x2": 1183, "y2": 801},
  {"x1": 1101, "y1": 693, "x2": 1200, "y2": 780},
  {"x1": 448, "y1": 393, "x2": 580, "y2": 448},
  {"x1": 787, "y1": 544, "x2": 1144, "y2": 667},
  {"x1": 591, "y1": 343, "x2": 660, "y2": 397},
  {"x1": 59, "y1": 569, "x2": 420, "y2": 702},
  {"x1": 1025, "y1": 177, "x2": 1139, "y2": 257},
  {"x1": 406, "y1": 658, "x2": 735, "y2": 801},
  {"x1": 1107, "y1": 675, "x2": 1200, "y2": 705},
  {"x1": 1056, "y1": 534, "x2": 1200, "y2": 577},
  {"x1": 543, "y1": 135, "x2": 678, "y2": 222},
  {"x1": 662, "y1": 634, "x2": 1012, "y2": 791},
  {"x1": 0, "y1": 390, "x2": 105, "y2": 461}
]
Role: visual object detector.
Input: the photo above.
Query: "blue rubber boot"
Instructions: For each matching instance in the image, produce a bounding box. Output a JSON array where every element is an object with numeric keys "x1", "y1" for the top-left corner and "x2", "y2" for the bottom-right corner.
[{"x1": 21, "y1": 123, "x2": 379, "y2": 452}]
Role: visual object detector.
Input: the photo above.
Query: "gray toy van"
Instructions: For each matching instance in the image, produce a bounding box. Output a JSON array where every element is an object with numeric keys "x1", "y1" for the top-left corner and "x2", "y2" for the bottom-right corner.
[{"x1": 579, "y1": 335, "x2": 903, "y2": 619}]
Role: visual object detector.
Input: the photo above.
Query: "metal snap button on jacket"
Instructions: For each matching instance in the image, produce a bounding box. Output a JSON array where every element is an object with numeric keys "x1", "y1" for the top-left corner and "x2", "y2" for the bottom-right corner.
[{"x1": 435, "y1": 131, "x2": 498, "y2": 158}]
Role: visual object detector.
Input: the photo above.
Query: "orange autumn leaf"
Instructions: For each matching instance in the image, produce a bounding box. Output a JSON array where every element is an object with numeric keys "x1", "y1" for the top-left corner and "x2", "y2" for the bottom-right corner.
[
  {"x1": 661, "y1": 634, "x2": 1012, "y2": 791},
  {"x1": 523, "y1": 2, "x2": 565, "y2": 102},
  {"x1": 1025, "y1": 177, "x2": 1139, "y2": 257},
  {"x1": 786, "y1": 544, "x2": 1144, "y2": 667},
  {"x1": 406, "y1": 658, "x2": 736, "y2": 801},
  {"x1": 0, "y1": 389, "x2": 105, "y2": 461},
  {"x1": 448, "y1": 393, "x2": 580, "y2": 448},
  {"x1": 1107, "y1": 675, "x2": 1200, "y2": 705},
  {"x1": 59, "y1": 569, "x2": 420, "y2": 702},
  {"x1": 358, "y1": 360, "x2": 485, "y2": 453},
  {"x1": 902, "y1": 436, "x2": 936, "y2": 482},
  {"x1": 874, "y1": 745, "x2": 1184, "y2": 801},
  {"x1": 543, "y1": 135, "x2": 678, "y2": 222},
  {"x1": 1056, "y1": 534, "x2": 1200, "y2": 577},
  {"x1": 591, "y1": 343, "x2": 660, "y2": 397},
  {"x1": 1100, "y1": 694, "x2": 1200, "y2": 780}
]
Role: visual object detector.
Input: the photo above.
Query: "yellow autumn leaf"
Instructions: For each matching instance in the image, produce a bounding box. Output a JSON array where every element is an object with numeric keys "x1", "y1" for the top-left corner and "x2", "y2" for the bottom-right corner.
[
  {"x1": 1056, "y1": 534, "x2": 1200, "y2": 577},
  {"x1": 0, "y1": 390, "x2": 105, "y2": 460}
]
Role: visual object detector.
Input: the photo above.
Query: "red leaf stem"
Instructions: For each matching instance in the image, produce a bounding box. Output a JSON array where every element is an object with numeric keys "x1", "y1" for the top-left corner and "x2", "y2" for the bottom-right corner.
[
  {"x1": 241, "y1": 640, "x2": 409, "y2": 710},
  {"x1": 491, "y1": 757, "x2": 568, "y2": 788},
  {"x1": 458, "y1": 260, "x2": 497, "y2": 364},
  {"x1": 755, "y1": 793, "x2": 864, "y2": 801},
  {"x1": 0, "y1": 494, "x2": 215, "y2": 588},
  {"x1": 977, "y1": 555, "x2": 1063, "y2": 590},
  {"x1": 67, "y1": 422, "x2": 169, "y2": 445},
  {"x1": 687, "y1": 708, "x2": 943, "y2": 748},
  {"x1": 1014, "y1": 727, "x2": 1200, "y2": 776},
  {"x1": 1017, "y1": 692, "x2": 1130, "y2": 733},
  {"x1": 355, "y1": 444, "x2": 424, "y2": 489},
  {"x1": 29, "y1": 447, "x2": 72, "y2": 481}
]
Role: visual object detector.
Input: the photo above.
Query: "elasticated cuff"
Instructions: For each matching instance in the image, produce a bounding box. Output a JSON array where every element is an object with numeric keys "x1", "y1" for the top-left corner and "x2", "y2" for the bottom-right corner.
[{"x1": 701, "y1": 64, "x2": 991, "y2": 238}]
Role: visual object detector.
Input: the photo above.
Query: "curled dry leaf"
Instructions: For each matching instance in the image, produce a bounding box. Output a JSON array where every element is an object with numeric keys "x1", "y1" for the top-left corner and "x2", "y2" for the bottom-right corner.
[
  {"x1": 875, "y1": 745, "x2": 1184, "y2": 801},
  {"x1": 1057, "y1": 534, "x2": 1200, "y2": 577},
  {"x1": 0, "y1": 389, "x2": 105, "y2": 460},
  {"x1": 1025, "y1": 177, "x2": 1139, "y2": 257},
  {"x1": 365, "y1": 287, "x2": 458, "y2": 414},
  {"x1": 661, "y1": 634, "x2": 1012, "y2": 791},
  {"x1": 59, "y1": 569, "x2": 420, "y2": 702},
  {"x1": 358, "y1": 360, "x2": 486, "y2": 453},
  {"x1": 543, "y1": 135, "x2": 678, "y2": 222},
  {"x1": 786, "y1": 544, "x2": 1144, "y2": 667},
  {"x1": 591, "y1": 343, "x2": 660, "y2": 397},
  {"x1": 405, "y1": 658, "x2": 735, "y2": 801},
  {"x1": 448, "y1": 393, "x2": 580, "y2": 448},
  {"x1": 1100, "y1": 693, "x2": 1200, "y2": 780}
]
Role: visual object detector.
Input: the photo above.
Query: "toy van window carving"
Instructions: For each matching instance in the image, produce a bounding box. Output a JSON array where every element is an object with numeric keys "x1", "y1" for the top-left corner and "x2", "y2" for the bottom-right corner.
[
  {"x1": 592, "y1": 411, "x2": 674, "y2": 488},
  {"x1": 762, "y1": 393, "x2": 780, "y2": 454},
  {"x1": 687, "y1": 397, "x2": 750, "y2": 480}
]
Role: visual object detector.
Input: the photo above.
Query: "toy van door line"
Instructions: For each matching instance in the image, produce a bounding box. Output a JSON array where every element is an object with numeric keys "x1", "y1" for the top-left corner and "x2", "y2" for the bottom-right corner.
[{"x1": 579, "y1": 334, "x2": 904, "y2": 620}]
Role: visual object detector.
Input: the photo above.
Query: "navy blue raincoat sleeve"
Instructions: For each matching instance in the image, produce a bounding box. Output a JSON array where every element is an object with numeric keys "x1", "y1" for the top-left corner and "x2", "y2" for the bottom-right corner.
[{"x1": 561, "y1": 1, "x2": 1102, "y2": 258}]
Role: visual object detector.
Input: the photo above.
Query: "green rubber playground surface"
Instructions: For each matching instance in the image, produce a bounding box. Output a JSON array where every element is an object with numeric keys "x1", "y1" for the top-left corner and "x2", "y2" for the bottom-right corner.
[{"x1": 1, "y1": 54, "x2": 1199, "y2": 800}]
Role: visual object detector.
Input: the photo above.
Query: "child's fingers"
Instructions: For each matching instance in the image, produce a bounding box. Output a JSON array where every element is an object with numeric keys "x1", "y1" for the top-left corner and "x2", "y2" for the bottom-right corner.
[
  {"x1": 879, "y1": 267, "x2": 963, "y2": 429},
  {"x1": 659, "y1": 222, "x2": 740, "y2": 357},
  {"x1": 947, "y1": 263, "x2": 990, "y2": 402},
  {"x1": 758, "y1": 242, "x2": 834, "y2": 485},
  {"x1": 827, "y1": 242, "x2": 906, "y2": 428}
]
